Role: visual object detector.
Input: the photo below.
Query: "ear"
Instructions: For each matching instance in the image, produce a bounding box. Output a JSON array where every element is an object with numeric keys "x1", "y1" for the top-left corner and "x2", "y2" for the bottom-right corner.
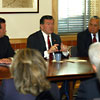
[
  {"x1": 40, "y1": 24, "x2": 43, "y2": 30},
  {"x1": 92, "y1": 64, "x2": 97, "y2": 72}
]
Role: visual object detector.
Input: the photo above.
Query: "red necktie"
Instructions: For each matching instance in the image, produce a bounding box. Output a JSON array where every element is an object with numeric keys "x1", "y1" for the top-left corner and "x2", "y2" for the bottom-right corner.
[
  {"x1": 92, "y1": 34, "x2": 97, "y2": 43},
  {"x1": 48, "y1": 35, "x2": 53, "y2": 60}
]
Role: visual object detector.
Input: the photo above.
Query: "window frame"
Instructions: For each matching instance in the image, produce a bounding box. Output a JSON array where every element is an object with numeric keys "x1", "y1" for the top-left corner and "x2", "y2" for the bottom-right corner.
[{"x1": 52, "y1": 0, "x2": 100, "y2": 38}]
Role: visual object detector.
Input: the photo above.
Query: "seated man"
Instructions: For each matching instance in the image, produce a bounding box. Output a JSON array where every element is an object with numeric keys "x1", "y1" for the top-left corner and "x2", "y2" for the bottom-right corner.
[
  {"x1": 77, "y1": 16, "x2": 100, "y2": 57},
  {"x1": 27, "y1": 15, "x2": 69, "y2": 99},
  {"x1": 27, "y1": 15, "x2": 69, "y2": 60},
  {"x1": 0, "y1": 17, "x2": 15, "y2": 63},
  {"x1": 76, "y1": 42, "x2": 100, "y2": 100}
]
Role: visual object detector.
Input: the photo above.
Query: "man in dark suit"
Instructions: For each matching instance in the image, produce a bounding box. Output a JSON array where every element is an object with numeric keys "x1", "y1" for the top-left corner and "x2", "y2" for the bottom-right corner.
[
  {"x1": 27, "y1": 15, "x2": 69, "y2": 60},
  {"x1": 76, "y1": 43, "x2": 100, "y2": 100},
  {"x1": 0, "y1": 17, "x2": 15, "y2": 63},
  {"x1": 77, "y1": 16, "x2": 100, "y2": 57}
]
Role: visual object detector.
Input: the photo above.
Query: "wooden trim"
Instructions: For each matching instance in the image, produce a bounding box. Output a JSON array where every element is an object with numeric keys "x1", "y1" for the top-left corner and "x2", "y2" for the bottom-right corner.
[
  {"x1": 52, "y1": 0, "x2": 77, "y2": 42},
  {"x1": 60, "y1": 34, "x2": 77, "y2": 41},
  {"x1": 10, "y1": 38, "x2": 27, "y2": 44},
  {"x1": 9, "y1": 35, "x2": 77, "y2": 50},
  {"x1": 52, "y1": 0, "x2": 58, "y2": 34}
]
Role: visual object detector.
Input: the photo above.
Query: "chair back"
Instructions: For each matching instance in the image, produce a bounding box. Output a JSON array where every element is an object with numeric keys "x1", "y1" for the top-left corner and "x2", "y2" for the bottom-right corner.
[{"x1": 71, "y1": 46, "x2": 78, "y2": 57}]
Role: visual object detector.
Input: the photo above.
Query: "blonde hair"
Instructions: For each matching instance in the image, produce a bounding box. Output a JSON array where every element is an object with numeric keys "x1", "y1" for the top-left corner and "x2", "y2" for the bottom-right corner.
[{"x1": 10, "y1": 48, "x2": 50, "y2": 96}]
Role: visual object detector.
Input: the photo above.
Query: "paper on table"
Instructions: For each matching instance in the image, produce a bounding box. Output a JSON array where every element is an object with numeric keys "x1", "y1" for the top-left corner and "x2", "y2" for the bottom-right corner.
[
  {"x1": 52, "y1": 59, "x2": 87, "y2": 63},
  {"x1": 64, "y1": 59, "x2": 87, "y2": 63},
  {"x1": 52, "y1": 60, "x2": 63, "y2": 63}
]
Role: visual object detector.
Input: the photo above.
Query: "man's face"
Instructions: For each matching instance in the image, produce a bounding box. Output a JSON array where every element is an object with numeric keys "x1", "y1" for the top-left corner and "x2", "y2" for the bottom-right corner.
[
  {"x1": 0, "y1": 23, "x2": 6, "y2": 38},
  {"x1": 40, "y1": 19, "x2": 54, "y2": 34},
  {"x1": 88, "y1": 19, "x2": 100, "y2": 34}
]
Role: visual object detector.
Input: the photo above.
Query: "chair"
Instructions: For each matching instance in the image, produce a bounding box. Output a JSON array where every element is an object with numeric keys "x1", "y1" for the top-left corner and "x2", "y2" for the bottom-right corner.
[{"x1": 71, "y1": 46, "x2": 78, "y2": 57}]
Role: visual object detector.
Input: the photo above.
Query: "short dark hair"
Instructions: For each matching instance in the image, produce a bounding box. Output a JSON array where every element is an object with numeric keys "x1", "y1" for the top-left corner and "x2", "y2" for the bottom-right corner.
[
  {"x1": 91, "y1": 16, "x2": 99, "y2": 19},
  {"x1": 40, "y1": 15, "x2": 54, "y2": 24},
  {"x1": 0, "y1": 17, "x2": 6, "y2": 29}
]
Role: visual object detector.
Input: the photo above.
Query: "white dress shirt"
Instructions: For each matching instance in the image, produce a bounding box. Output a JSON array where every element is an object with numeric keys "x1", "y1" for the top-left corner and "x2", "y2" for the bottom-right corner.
[
  {"x1": 91, "y1": 32, "x2": 99, "y2": 42},
  {"x1": 42, "y1": 31, "x2": 69, "y2": 59}
]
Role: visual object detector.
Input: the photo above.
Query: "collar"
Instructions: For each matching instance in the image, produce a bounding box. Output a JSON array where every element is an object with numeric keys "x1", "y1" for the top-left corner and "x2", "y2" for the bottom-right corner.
[
  {"x1": 42, "y1": 31, "x2": 51, "y2": 38},
  {"x1": 91, "y1": 32, "x2": 98, "y2": 36}
]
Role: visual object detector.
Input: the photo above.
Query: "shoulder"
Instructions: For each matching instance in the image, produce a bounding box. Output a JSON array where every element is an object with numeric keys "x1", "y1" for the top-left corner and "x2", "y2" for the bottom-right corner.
[
  {"x1": 77, "y1": 29, "x2": 90, "y2": 40},
  {"x1": 51, "y1": 33, "x2": 60, "y2": 40},
  {"x1": 52, "y1": 33, "x2": 60, "y2": 37},
  {"x1": 78, "y1": 77, "x2": 99, "y2": 93},
  {"x1": 36, "y1": 91, "x2": 55, "y2": 100},
  {"x1": 28, "y1": 30, "x2": 42, "y2": 39},
  {"x1": 77, "y1": 77, "x2": 100, "y2": 99},
  {"x1": 2, "y1": 35, "x2": 9, "y2": 40},
  {"x1": 78, "y1": 29, "x2": 89, "y2": 36},
  {"x1": 2, "y1": 78, "x2": 14, "y2": 85},
  {"x1": 1, "y1": 79, "x2": 14, "y2": 92},
  {"x1": 36, "y1": 83, "x2": 60, "y2": 100},
  {"x1": 80, "y1": 77, "x2": 97, "y2": 86}
]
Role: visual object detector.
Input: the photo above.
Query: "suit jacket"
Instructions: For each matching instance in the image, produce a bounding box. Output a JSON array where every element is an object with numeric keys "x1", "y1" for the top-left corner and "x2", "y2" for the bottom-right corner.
[
  {"x1": 77, "y1": 29, "x2": 100, "y2": 57},
  {"x1": 76, "y1": 77, "x2": 100, "y2": 100},
  {"x1": 0, "y1": 79, "x2": 60, "y2": 100},
  {"x1": 0, "y1": 35, "x2": 15, "y2": 58},
  {"x1": 27, "y1": 30, "x2": 62, "y2": 58}
]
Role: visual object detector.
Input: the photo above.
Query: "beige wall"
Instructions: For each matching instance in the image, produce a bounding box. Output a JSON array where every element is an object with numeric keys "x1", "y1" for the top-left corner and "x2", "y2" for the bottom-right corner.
[{"x1": 0, "y1": 0, "x2": 52, "y2": 38}]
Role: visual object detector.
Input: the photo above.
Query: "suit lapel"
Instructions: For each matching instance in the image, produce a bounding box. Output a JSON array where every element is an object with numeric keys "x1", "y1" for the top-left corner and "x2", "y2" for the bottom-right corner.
[
  {"x1": 88, "y1": 33, "x2": 92, "y2": 43},
  {"x1": 87, "y1": 30, "x2": 92, "y2": 44},
  {"x1": 51, "y1": 33, "x2": 61, "y2": 50},
  {"x1": 51, "y1": 33, "x2": 57, "y2": 45},
  {"x1": 39, "y1": 31, "x2": 46, "y2": 50},
  {"x1": 98, "y1": 30, "x2": 100, "y2": 41}
]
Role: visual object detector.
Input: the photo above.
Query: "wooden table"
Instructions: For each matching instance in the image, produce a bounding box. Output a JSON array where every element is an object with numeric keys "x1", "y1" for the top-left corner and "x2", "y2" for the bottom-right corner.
[
  {"x1": 47, "y1": 57, "x2": 95, "y2": 100},
  {"x1": 0, "y1": 57, "x2": 95, "y2": 100}
]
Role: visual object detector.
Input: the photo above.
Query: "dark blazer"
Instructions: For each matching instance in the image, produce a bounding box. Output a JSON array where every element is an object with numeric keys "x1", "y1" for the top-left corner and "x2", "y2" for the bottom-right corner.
[
  {"x1": 76, "y1": 77, "x2": 100, "y2": 100},
  {"x1": 0, "y1": 35, "x2": 15, "y2": 58},
  {"x1": 0, "y1": 79, "x2": 60, "y2": 100},
  {"x1": 27, "y1": 30, "x2": 62, "y2": 57},
  {"x1": 77, "y1": 29, "x2": 100, "y2": 57}
]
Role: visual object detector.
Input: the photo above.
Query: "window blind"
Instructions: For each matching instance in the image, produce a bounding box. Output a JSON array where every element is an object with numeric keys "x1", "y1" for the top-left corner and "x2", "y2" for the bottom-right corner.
[{"x1": 58, "y1": 0, "x2": 98, "y2": 35}]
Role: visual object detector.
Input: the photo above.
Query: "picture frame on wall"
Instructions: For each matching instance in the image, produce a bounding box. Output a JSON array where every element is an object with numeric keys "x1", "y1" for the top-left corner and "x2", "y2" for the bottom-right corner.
[{"x1": 0, "y1": 0, "x2": 39, "y2": 13}]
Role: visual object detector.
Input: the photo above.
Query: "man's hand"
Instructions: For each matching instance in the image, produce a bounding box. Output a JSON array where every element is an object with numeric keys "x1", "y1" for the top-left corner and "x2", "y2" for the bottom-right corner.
[
  {"x1": 48, "y1": 44, "x2": 59, "y2": 54},
  {"x1": 60, "y1": 43, "x2": 68, "y2": 52},
  {"x1": 0, "y1": 58, "x2": 12, "y2": 64}
]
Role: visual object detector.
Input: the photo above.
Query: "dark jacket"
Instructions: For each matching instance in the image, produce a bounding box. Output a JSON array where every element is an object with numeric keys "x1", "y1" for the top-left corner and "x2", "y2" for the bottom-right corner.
[
  {"x1": 27, "y1": 30, "x2": 63, "y2": 58},
  {"x1": 77, "y1": 29, "x2": 100, "y2": 57},
  {"x1": 0, "y1": 35, "x2": 15, "y2": 58},
  {"x1": 76, "y1": 77, "x2": 100, "y2": 100},
  {"x1": 0, "y1": 79, "x2": 60, "y2": 100}
]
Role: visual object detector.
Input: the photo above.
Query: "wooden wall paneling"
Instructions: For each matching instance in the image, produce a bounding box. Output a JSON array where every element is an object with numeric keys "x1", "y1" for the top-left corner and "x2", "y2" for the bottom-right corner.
[{"x1": 10, "y1": 38, "x2": 27, "y2": 50}]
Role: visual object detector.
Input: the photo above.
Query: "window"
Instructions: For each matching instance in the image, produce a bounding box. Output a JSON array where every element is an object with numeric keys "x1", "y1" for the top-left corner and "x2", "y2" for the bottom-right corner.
[{"x1": 58, "y1": 0, "x2": 99, "y2": 35}]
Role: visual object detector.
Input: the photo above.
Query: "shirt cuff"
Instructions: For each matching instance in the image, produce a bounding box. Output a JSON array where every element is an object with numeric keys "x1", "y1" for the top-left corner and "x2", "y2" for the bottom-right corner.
[
  {"x1": 44, "y1": 51, "x2": 49, "y2": 59},
  {"x1": 62, "y1": 51, "x2": 69, "y2": 57}
]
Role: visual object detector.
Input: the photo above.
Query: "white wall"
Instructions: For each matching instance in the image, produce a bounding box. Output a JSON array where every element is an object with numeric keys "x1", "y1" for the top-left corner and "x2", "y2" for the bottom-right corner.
[{"x1": 0, "y1": 0, "x2": 52, "y2": 38}]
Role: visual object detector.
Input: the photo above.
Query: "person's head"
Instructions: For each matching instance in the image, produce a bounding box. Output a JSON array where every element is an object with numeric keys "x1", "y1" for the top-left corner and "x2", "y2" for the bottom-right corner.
[
  {"x1": 10, "y1": 48, "x2": 50, "y2": 96},
  {"x1": 88, "y1": 42, "x2": 100, "y2": 80},
  {"x1": 0, "y1": 17, "x2": 6, "y2": 38},
  {"x1": 40, "y1": 15, "x2": 54, "y2": 34},
  {"x1": 88, "y1": 16, "x2": 100, "y2": 34}
]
